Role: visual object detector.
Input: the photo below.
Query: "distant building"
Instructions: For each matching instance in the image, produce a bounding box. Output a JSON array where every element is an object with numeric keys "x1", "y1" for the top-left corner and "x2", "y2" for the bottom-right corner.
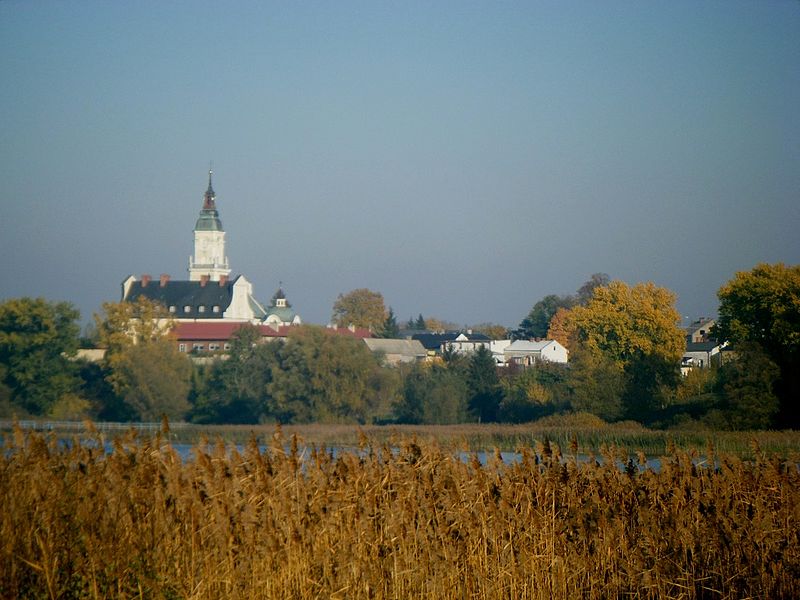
[
  {"x1": 684, "y1": 317, "x2": 715, "y2": 344},
  {"x1": 412, "y1": 331, "x2": 492, "y2": 357},
  {"x1": 363, "y1": 339, "x2": 427, "y2": 365},
  {"x1": 503, "y1": 340, "x2": 569, "y2": 366}
]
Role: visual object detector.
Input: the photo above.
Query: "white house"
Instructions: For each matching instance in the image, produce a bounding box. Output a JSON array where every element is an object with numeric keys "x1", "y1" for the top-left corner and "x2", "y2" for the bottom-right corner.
[{"x1": 504, "y1": 340, "x2": 568, "y2": 366}]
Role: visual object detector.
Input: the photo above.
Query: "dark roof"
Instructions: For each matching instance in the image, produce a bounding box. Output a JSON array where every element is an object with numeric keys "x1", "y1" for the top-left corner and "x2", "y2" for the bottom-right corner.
[
  {"x1": 411, "y1": 331, "x2": 490, "y2": 350},
  {"x1": 125, "y1": 279, "x2": 233, "y2": 318},
  {"x1": 685, "y1": 341, "x2": 721, "y2": 353}
]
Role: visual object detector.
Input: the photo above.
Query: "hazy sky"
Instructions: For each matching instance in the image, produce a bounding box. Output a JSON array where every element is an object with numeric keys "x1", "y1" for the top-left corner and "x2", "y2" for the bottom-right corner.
[{"x1": 1, "y1": 1, "x2": 798, "y2": 329}]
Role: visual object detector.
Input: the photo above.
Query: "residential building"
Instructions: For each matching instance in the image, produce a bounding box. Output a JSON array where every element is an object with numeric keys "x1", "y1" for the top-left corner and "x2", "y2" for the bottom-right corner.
[{"x1": 503, "y1": 340, "x2": 568, "y2": 366}]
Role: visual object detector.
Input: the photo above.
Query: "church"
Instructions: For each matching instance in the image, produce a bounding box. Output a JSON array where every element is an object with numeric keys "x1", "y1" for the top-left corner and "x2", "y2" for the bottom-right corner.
[{"x1": 121, "y1": 171, "x2": 301, "y2": 330}]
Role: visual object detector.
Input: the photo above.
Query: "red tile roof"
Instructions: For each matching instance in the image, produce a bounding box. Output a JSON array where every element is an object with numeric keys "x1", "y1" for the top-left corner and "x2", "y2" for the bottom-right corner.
[{"x1": 172, "y1": 321, "x2": 289, "y2": 341}]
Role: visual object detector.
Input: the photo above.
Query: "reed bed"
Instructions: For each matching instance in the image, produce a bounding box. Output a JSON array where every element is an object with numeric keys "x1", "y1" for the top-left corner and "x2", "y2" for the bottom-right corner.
[{"x1": 2, "y1": 425, "x2": 798, "y2": 599}]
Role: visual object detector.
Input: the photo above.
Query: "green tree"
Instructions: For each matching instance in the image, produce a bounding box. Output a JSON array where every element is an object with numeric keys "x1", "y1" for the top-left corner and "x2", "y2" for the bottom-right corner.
[
  {"x1": 191, "y1": 325, "x2": 273, "y2": 424},
  {"x1": 331, "y1": 288, "x2": 386, "y2": 331},
  {"x1": 564, "y1": 280, "x2": 685, "y2": 421},
  {"x1": 0, "y1": 297, "x2": 81, "y2": 415},
  {"x1": 714, "y1": 263, "x2": 800, "y2": 427},
  {"x1": 516, "y1": 294, "x2": 576, "y2": 339},
  {"x1": 394, "y1": 363, "x2": 468, "y2": 424},
  {"x1": 267, "y1": 326, "x2": 390, "y2": 423},
  {"x1": 415, "y1": 314, "x2": 427, "y2": 330},
  {"x1": 466, "y1": 345, "x2": 502, "y2": 422},
  {"x1": 566, "y1": 346, "x2": 626, "y2": 421},
  {"x1": 713, "y1": 344, "x2": 780, "y2": 430},
  {"x1": 499, "y1": 361, "x2": 569, "y2": 423}
]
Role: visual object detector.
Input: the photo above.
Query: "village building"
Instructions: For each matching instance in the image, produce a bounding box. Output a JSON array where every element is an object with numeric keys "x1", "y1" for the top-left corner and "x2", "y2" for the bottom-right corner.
[{"x1": 503, "y1": 339, "x2": 569, "y2": 366}]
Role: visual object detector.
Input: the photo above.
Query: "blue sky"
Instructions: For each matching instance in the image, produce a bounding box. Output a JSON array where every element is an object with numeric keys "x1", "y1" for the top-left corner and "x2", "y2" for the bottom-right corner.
[{"x1": 1, "y1": 1, "x2": 798, "y2": 329}]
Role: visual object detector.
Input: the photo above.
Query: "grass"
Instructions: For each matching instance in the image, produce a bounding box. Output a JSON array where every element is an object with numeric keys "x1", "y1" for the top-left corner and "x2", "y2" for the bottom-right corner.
[{"x1": 2, "y1": 423, "x2": 799, "y2": 599}]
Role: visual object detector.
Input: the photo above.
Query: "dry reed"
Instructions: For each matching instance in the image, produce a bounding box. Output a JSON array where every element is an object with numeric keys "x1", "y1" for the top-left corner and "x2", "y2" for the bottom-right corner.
[{"x1": 1, "y1": 424, "x2": 798, "y2": 599}]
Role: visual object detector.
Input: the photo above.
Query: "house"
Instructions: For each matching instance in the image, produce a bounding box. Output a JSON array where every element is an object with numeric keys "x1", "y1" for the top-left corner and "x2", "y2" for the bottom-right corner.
[
  {"x1": 363, "y1": 339, "x2": 427, "y2": 365},
  {"x1": 412, "y1": 331, "x2": 492, "y2": 357},
  {"x1": 681, "y1": 340, "x2": 726, "y2": 375},
  {"x1": 490, "y1": 340, "x2": 512, "y2": 365},
  {"x1": 684, "y1": 317, "x2": 715, "y2": 343},
  {"x1": 503, "y1": 340, "x2": 568, "y2": 366}
]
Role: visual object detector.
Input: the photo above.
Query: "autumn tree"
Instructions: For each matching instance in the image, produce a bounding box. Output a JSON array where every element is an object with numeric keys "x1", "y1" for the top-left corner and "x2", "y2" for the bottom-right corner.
[
  {"x1": 0, "y1": 297, "x2": 81, "y2": 416},
  {"x1": 470, "y1": 323, "x2": 509, "y2": 340},
  {"x1": 714, "y1": 263, "x2": 800, "y2": 427},
  {"x1": 331, "y1": 288, "x2": 386, "y2": 331},
  {"x1": 95, "y1": 298, "x2": 192, "y2": 421},
  {"x1": 563, "y1": 280, "x2": 685, "y2": 421}
]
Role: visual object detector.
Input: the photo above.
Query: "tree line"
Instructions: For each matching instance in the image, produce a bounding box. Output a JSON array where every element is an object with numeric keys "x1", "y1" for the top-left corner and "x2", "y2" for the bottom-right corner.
[{"x1": 1, "y1": 263, "x2": 797, "y2": 429}]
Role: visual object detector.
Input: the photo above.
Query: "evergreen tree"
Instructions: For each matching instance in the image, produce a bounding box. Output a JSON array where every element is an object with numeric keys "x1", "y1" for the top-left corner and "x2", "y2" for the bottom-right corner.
[
  {"x1": 415, "y1": 314, "x2": 426, "y2": 330},
  {"x1": 378, "y1": 307, "x2": 400, "y2": 338},
  {"x1": 466, "y1": 345, "x2": 502, "y2": 422}
]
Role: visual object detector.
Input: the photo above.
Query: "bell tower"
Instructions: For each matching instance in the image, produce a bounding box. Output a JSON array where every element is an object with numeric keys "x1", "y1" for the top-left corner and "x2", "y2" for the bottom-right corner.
[{"x1": 188, "y1": 170, "x2": 231, "y2": 281}]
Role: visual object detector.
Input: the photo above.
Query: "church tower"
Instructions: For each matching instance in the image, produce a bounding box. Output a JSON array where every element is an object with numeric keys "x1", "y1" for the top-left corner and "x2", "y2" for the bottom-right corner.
[{"x1": 188, "y1": 170, "x2": 231, "y2": 281}]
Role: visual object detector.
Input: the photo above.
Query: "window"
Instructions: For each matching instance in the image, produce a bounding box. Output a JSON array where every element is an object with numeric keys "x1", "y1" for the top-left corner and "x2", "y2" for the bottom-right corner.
[
  {"x1": 198, "y1": 305, "x2": 206, "y2": 313},
  {"x1": 192, "y1": 343, "x2": 204, "y2": 352},
  {"x1": 224, "y1": 343, "x2": 231, "y2": 351},
  {"x1": 212, "y1": 305, "x2": 220, "y2": 313},
  {"x1": 184, "y1": 305, "x2": 192, "y2": 313},
  {"x1": 209, "y1": 343, "x2": 220, "y2": 351},
  {"x1": 178, "y1": 343, "x2": 186, "y2": 352},
  {"x1": 169, "y1": 305, "x2": 176, "y2": 313}
]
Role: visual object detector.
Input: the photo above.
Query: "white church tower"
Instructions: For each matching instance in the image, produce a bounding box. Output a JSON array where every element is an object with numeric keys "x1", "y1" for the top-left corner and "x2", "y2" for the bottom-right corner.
[{"x1": 188, "y1": 170, "x2": 231, "y2": 282}]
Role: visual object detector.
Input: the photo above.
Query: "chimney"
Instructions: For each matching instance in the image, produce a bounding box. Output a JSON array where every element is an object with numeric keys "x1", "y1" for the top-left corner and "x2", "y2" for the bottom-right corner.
[
  {"x1": 159, "y1": 274, "x2": 170, "y2": 287},
  {"x1": 200, "y1": 275, "x2": 209, "y2": 287},
  {"x1": 141, "y1": 274, "x2": 151, "y2": 287},
  {"x1": 219, "y1": 275, "x2": 228, "y2": 286}
]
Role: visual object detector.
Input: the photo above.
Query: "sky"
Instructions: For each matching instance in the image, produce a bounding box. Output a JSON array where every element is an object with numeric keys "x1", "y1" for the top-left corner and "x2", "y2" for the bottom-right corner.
[{"x1": 1, "y1": 1, "x2": 798, "y2": 330}]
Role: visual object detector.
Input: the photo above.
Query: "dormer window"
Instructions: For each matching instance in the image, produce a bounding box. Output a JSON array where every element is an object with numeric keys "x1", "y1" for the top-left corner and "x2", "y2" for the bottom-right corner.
[
  {"x1": 169, "y1": 306, "x2": 176, "y2": 313},
  {"x1": 184, "y1": 305, "x2": 192, "y2": 313},
  {"x1": 198, "y1": 305, "x2": 206, "y2": 313},
  {"x1": 212, "y1": 305, "x2": 220, "y2": 313},
  {"x1": 276, "y1": 298, "x2": 287, "y2": 308}
]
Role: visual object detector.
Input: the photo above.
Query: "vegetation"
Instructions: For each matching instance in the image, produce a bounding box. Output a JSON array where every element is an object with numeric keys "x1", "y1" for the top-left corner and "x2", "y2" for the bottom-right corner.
[
  {"x1": 1, "y1": 263, "x2": 798, "y2": 431},
  {"x1": 1, "y1": 425, "x2": 798, "y2": 599},
  {"x1": 714, "y1": 262, "x2": 800, "y2": 427},
  {"x1": 331, "y1": 288, "x2": 386, "y2": 330}
]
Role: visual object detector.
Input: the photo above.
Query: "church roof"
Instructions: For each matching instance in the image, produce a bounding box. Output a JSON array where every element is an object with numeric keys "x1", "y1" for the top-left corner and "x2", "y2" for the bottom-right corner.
[
  {"x1": 195, "y1": 170, "x2": 223, "y2": 231},
  {"x1": 264, "y1": 306, "x2": 296, "y2": 322},
  {"x1": 124, "y1": 278, "x2": 234, "y2": 318}
]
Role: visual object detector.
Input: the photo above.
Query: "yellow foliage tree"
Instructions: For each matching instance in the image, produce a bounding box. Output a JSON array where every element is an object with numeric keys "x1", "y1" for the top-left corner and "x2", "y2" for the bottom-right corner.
[{"x1": 331, "y1": 289, "x2": 386, "y2": 331}]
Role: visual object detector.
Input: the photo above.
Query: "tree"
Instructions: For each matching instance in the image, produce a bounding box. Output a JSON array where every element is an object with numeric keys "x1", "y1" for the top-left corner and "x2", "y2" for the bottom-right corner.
[
  {"x1": 566, "y1": 346, "x2": 626, "y2": 421},
  {"x1": 713, "y1": 344, "x2": 780, "y2": 430},
  {"x1": 415, "y1": 314, "x2": 427, "y2": 330},
  {"x1": 470, "y1": 323, "x2": 509, "y2": 340},
  {"x1": 191, "y1": 325, "x2": 273, "y2": 424},
  {"x1": 466, "y1": 345, "x2": 502, "y2": 422},
  {"x1": 95, "y1": 298, "x2": 192, "y2": 421},
  {"x1": 267, "y1": 326, "x2": 391, "y2": 423},
  {"x1": 394, "y1": 363, "x2": 468, "y2": 424},
  {"x1": 377, "y1": 307, "x2": 400, "y2": 338},
  {"x1": 331, "y1": 288, "x2": 386, "y2": 331},
  {"x1": 576, "y1": 273, "x2": 611, "y2": 305},
  {"x1": 714, "y1": 263, "x2": 800, "y2": 427},
  {"x1": 0, "y1": 297, "x2": 81, "y2": 415},
  {"x1": 516, "y1": 294, "x2": 576, "y2": 339},
  {"x1": 498, "y1": 361, "x2": 569, "y2": 423},
  {"x1": 563, "y1": 280, "x2": 685, "y2": 421}
]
